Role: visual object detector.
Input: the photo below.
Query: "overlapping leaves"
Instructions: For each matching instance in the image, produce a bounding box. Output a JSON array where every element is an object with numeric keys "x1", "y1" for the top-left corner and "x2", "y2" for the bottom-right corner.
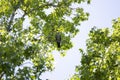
[
  {"x1": 0, "y1": 0, "x2": 90, "y2": 79},
  {"x1": 71, "y1": 18, "x2": 120, "y2": 80}
]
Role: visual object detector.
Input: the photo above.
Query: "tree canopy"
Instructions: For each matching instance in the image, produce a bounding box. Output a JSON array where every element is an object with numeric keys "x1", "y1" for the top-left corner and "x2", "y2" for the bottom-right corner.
[
  {"x1": 70, "y1": 18, "x2": 120, "y2": 80},
  {"x1": 0, "y1": 0, "x2": 90, "y2": 79}
]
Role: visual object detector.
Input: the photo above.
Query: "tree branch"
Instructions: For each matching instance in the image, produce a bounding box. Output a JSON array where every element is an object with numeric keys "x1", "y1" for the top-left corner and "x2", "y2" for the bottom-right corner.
[
  {"x1": 22, "y1": 3, "x2": 62, "y2": 17},
  {"x1": 0, "y1": 72, "x2": 4, "y2": 79},
  {"x1": 7, "y1": 1, "x2": 21, "y2": 32},
  {"x1": 7, "y1": 11, "x2": 16, "y2": 32},
  {"x1": 7, "y1": 2, "x2": 63, "y2": 32}
]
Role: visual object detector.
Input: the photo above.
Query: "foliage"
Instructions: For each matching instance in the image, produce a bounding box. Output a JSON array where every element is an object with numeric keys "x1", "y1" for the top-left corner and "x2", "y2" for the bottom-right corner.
[
  {"x1": 0, "y1": 0, "x2": 90, "y2": 79},
  {"x1": 70, "y1": 18, "x2": 120, "y2": 80}
]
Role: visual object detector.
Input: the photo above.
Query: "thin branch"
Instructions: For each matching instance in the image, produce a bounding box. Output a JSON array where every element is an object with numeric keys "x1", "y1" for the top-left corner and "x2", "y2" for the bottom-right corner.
[
  {"x1": 29, "y1": 3, "x2": 59, "y2": 12},
  {"x1": 7, "y1": 11, "x2": 16, "y2": 32},
  {"x1": 7, "y1": 1, "x2": 21, "y2": 32},
  {"x1": 22, "y1": 3, "x2": 62, "y2": 17},
  {"x1": 0, "y1": 72, "x2": 4, "y2": 79},
  {"x1": 7, "y1": 2, "x2": 64, "y2": 32}
]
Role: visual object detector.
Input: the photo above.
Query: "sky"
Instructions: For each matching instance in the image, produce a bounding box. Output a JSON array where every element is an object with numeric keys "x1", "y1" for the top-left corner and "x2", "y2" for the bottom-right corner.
[{"x1": 40, "y1": 0, "x2": 120, "y2": 80}]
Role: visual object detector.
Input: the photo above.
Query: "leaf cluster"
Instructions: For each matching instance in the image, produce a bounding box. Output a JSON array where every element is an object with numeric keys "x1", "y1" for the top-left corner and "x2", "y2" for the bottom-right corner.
[
  {"x1": 0, "y1": 0, "x2": 90, "y2": 79},
  {"x1": 71, "y1": 18, "x2": 120, "y2": 80}
]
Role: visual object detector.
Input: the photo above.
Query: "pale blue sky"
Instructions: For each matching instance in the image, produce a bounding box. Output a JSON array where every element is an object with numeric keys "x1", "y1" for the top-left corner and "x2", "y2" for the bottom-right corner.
[{"x1": 40, "y1": 0, "x2": 120, "y2": 80}]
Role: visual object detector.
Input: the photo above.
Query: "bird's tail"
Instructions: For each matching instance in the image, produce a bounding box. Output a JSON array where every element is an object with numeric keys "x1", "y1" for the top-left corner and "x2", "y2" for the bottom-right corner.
[{"x1": 57, "y1": 42, "x2": 60, "y2": 48}]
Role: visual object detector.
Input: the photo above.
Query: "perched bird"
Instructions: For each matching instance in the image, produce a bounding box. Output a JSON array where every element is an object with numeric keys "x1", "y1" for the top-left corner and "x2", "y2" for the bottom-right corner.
[{"x1": 55, "y1": 32, "x2": 61, "y2": 48}]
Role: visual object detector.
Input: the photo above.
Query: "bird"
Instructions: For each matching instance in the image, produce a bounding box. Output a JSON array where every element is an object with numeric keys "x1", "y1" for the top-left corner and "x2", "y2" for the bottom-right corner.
[{"x1": 55, "y1": 32, "x2": 61, "y2": 48}]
